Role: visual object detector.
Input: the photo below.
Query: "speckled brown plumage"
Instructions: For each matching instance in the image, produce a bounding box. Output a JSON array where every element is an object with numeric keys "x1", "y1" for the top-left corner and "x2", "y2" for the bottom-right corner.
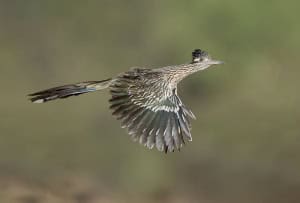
[{"x1": 29, "y1": 49, "x2": 223, "y2": 153}]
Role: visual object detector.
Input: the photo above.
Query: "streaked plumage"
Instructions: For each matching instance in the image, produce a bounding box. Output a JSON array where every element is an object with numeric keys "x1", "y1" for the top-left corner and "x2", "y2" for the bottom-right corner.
[{"x1": 29, "y1": 49, "x2": 223, "y2": 153}]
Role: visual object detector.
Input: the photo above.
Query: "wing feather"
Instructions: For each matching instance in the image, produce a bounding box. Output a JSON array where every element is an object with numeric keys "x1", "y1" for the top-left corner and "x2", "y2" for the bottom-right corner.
[{"x1": 109, "y1": 70, "x2": 195, "y2": 152}]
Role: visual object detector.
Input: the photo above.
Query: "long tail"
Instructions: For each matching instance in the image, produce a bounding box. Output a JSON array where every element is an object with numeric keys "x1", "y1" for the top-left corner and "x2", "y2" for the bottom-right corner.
[{"x1": 29, "y1": 78, "x2": 112, "y2": 103}]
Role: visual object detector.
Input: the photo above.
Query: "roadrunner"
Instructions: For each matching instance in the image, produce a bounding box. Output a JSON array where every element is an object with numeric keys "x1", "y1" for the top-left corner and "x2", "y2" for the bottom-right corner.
[{"x1": 29, "y1": 49, "x2": 223, "y2": 153}]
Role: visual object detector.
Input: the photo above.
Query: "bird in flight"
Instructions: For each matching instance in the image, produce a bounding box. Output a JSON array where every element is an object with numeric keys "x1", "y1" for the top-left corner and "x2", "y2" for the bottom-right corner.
[{"x1": 29, "y1": 49, "x2": 223, "y2": 153}]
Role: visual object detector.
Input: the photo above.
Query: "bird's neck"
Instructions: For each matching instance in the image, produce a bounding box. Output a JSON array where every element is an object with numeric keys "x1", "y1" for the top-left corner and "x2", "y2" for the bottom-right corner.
[{"x1": 160, "y1": 63, "x2": 205, "y2": 87}]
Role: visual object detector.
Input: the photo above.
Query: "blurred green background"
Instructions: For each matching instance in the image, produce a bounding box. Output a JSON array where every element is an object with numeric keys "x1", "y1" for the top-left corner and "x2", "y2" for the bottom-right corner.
[{"x1": 0, "y1": 0, "x2": 300, "y2": 202}]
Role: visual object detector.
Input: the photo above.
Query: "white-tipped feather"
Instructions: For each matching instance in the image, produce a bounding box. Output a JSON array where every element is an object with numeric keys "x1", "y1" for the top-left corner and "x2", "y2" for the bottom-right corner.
[{"x1": 33, "y1": 99, "x2": 45, "y2": 103}]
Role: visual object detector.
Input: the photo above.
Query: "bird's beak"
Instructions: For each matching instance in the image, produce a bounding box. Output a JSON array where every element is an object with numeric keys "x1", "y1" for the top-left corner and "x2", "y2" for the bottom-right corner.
[{"x1": 209, "y1": 59, "x2": 224, "y2": 65}]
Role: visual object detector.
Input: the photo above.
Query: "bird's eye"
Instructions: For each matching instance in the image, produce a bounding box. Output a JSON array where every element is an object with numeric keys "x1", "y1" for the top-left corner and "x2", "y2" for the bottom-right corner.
[{"x1": 192, "y1": 49, "x2": 209, "y2": 63}]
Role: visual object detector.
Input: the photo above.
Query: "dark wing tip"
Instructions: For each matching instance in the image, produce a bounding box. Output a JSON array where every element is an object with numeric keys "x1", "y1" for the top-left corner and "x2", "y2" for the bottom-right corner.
[{"x1": 111, "y1": 99, "x2": 193, "y2": 153}]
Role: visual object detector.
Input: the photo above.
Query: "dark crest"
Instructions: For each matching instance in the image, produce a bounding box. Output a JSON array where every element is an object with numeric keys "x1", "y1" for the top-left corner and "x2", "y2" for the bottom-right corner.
[{"x1": 192, "y1": 49, "x2": 208, "y2": 63}]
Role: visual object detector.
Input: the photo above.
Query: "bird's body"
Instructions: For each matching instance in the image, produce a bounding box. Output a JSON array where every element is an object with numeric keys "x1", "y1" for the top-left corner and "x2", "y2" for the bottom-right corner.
[{"x1": 29, "y1": 49, "x2": 223, "y2": 153}]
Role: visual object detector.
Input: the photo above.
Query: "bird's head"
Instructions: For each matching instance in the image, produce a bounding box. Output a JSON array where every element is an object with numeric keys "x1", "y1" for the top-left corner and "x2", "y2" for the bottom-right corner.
[{"x1": 191, "y1": 49, "x2": 223, "y2": 70}]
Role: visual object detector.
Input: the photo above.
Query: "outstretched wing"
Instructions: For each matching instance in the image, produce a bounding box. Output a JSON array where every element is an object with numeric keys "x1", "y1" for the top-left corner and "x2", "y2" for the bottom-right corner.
[{"x1": 109, "y1": 70, "x2": 196, "y2": 153}]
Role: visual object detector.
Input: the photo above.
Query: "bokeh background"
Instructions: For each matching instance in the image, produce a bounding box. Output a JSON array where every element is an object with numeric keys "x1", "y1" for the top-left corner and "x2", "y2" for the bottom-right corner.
[{"x1": 1, "y1": 0, "x2": 300, "y2": 202}]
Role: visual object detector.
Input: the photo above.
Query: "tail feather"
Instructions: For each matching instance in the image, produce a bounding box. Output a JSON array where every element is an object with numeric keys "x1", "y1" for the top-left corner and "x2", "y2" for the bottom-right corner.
[{"x1": 29, "y1": 79, "x2": 112, "y2": 103}]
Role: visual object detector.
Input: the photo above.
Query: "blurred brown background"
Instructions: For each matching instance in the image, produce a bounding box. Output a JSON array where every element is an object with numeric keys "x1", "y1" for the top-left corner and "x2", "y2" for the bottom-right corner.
[{"x1": 0, "y1": 0, "x2": 300, "y2": 203}]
